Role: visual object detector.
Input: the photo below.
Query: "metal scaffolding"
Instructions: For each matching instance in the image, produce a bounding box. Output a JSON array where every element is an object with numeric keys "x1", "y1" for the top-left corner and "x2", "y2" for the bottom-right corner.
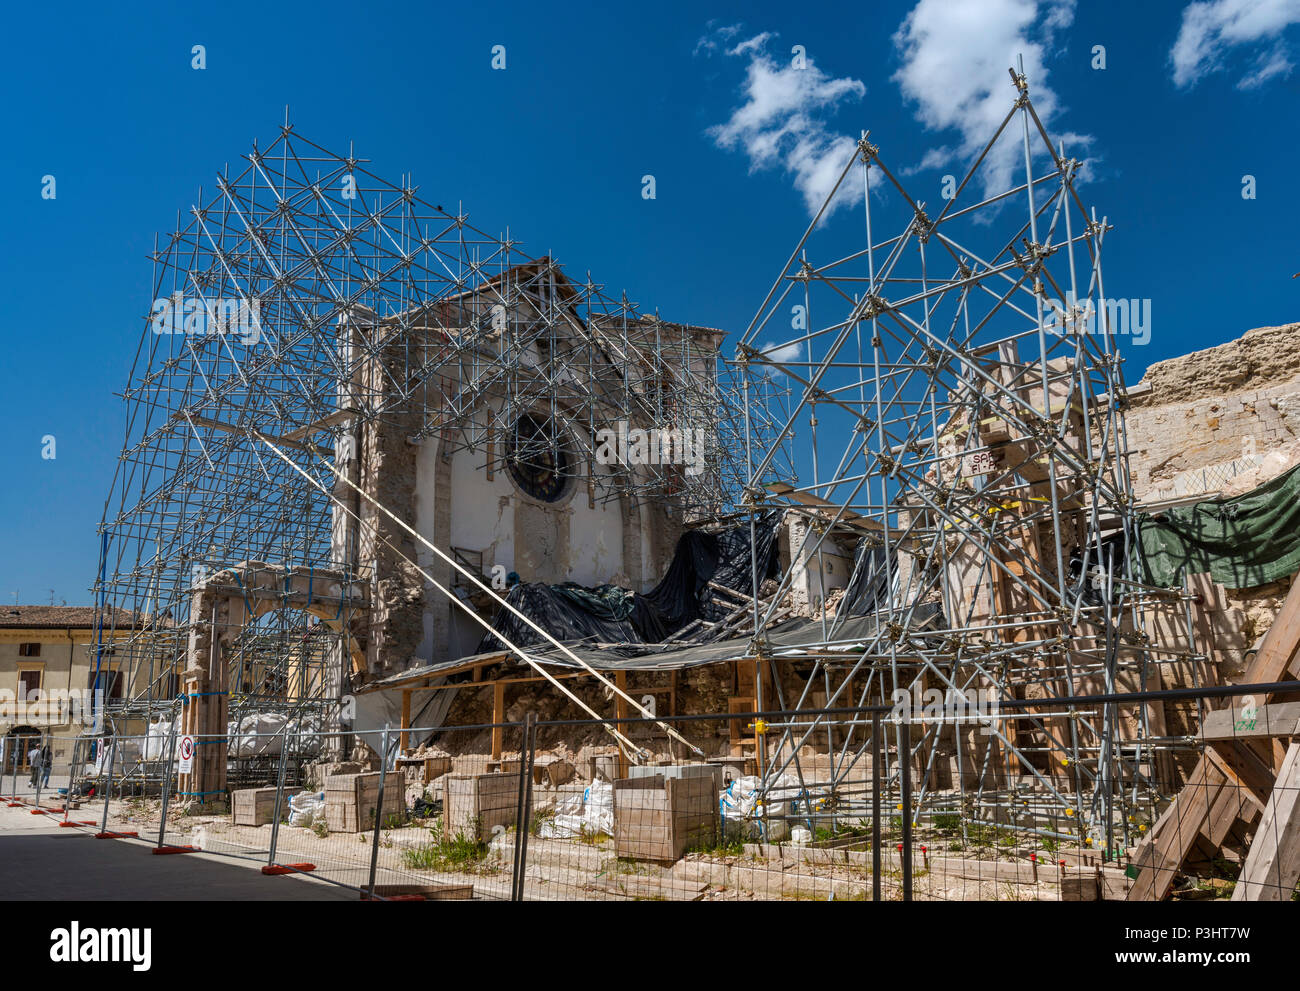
[
  {"x1": 91, "y1": 124, "x2": 775, "y2": 744},
  {"x1": 733, "y1": 64, "x2": 1202, "y2": 852},
  {"x1": 89, "y1": 69, "x2": 1206, "y2": 854}
]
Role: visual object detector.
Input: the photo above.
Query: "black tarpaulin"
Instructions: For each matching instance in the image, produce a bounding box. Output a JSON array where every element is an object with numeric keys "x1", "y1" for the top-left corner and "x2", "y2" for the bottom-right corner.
[
  {"x1": 640, "y1": 510, "x2": 784, "y2": 631},
  {"x1": 838, "y1": 540, "x2": 893, "y2": 617},
  {"x1": 475, "y1": 511, "x2": 784, "y2": 654}
]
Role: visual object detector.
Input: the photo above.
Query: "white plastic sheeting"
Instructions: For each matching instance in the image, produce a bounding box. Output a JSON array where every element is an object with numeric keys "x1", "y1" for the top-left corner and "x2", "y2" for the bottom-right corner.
[
  {"x1": 288, "y1": 790, "x2": 325, "y2": 827},
  {"x1": 537, "y1": 779, "x2": 615, "y2": 838},
  {"x1": 227, "y1": 713, "x2": 321, "y2": 757},
  {"x1": 228, "y1": 713, "x2": 289, "y2": 757},
  {"x1": 143, "y1": 719, "x2": 176, "y2": 761},
  {"x1": 719, "y1": 774, "x2": 825, "y2": 842}
]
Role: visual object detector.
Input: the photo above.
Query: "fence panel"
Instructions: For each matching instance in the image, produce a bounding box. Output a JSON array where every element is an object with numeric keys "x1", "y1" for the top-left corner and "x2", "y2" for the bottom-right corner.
[
  {"x1": 367, "y1": 719, "x2": 527, "y2": 901},
  {"x1": 11, "y1": 682, "x2": 1296, "y2": 902}
]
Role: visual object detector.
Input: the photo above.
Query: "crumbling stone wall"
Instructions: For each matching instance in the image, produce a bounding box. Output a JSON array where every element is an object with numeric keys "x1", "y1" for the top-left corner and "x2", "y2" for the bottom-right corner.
[
  {"x1": 1125, "y1": 322, "x2": 1300, "y2": 502},
  {"x1": 432, "y1": 665, "x2": 736, "y2": 757},
  {"x1": 359, "y1": 332, "x2": 426, "y2": 678}
]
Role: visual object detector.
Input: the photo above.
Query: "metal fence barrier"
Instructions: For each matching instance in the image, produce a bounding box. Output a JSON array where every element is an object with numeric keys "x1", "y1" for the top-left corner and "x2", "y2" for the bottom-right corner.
[{"x1": 5, "y1": 680, "x2": 1299, "y2": 902}]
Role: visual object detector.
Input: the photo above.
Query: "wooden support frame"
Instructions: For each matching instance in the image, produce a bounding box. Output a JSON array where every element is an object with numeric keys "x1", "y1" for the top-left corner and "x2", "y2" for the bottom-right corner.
[
  {"x1": 616, "y1": 671, "x2": 630, "y2": 779},
  {"x1": 1232, "y1": 741, "x2": 1300, "y2": 901},
  {"x1": 400, "y1": 690, "x2": 412, "y2": 753},
  {"x1": 1128, "y1": 574, "x2": 1300, "y2": 900},
  {"x1": 492, "y1": 681, "x2": 506, "y2": 761}
]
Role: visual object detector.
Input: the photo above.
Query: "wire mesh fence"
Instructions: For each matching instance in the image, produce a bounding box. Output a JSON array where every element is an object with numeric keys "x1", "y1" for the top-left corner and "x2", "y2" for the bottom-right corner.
[{"x1": 6, "y1": 680, "x2": 1298, "y2": 902}]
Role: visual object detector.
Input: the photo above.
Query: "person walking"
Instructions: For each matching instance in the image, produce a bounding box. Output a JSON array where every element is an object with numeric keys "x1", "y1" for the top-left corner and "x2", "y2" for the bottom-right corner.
[
  {"x1": 41, "y1": 742, "x2": 52, "y2": 788},
  {"x1": 27, "y1": 742, "x2": 43, "y2": 791}
]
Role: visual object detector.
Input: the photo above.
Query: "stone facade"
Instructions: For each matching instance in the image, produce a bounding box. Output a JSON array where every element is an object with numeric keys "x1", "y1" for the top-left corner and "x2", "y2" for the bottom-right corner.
[
  {"x1": 1124, "y1": 321, "x2": 1300, "y2": 673},
  {"x1": 1125, "y1": 322, "x2": 1300, "y2": 503}
]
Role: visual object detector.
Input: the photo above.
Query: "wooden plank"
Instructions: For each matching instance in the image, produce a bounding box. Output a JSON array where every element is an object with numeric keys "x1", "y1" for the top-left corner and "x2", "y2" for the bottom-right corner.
[
  {"x1": 491, "y1": 682, "x2": 505, "y2": 761},
  {"x1": 763, "y1": 482, "x2": 915, "y2": 545},
  {"x1": 987, "y1": 436, "x2": 1049, "y2": 484},
  {"x1": 1232, "y1": 741, "x2": 1300, "y2": 901},
  {"x1": 354, "y1": 651, "x2": 510, "y2": 694},
  {"x1": 1188, "y1": 573, "x2": 1223, "y2": 676},
  {"x1": 1201, "y1": 701, "x2": 1300, "y2": 742},
  {"x1": 1203, "y1": 750, "x2": 1262, "y2": 831},
  {"x1": 1244, "y1": 576, "x2": 1300, "y2": 683},
  {"x1": 1207, "y1": 740, "x2": 1281, "y2": 810},
  {"x1": 1127, "y1": 759, "x2": 1225, "y2": 901},
  {"x1": 400, "y1": 689, "x2": 412, "y2": 753},
  {"x1": 616, "y1": 671, "x2": 630, "y2": 779},
  {"x1": 1127, "y1": 574, "x2": 1300, "y2": 899}
]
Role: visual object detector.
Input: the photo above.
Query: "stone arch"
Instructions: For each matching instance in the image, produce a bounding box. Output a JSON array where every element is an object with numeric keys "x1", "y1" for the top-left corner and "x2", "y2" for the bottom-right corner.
[{"x1": 178, "y1": 562, "x2": 368, "y2": 803}]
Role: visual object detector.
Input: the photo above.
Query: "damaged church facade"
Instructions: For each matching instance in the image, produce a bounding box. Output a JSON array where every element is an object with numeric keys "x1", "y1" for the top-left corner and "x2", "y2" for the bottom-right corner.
[{"x1": 92, "y1": 84, "x2": 1300, "y2": 900}]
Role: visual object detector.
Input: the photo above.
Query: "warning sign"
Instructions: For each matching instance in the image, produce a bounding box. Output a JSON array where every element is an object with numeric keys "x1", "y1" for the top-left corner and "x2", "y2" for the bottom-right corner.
[{"x1": 178, "y1": 734, "x2": 196, "y2": 774}]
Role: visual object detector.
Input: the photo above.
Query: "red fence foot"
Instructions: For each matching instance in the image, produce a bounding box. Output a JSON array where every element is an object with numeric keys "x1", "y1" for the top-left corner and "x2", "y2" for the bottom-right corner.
[
  {"x1": 94, "y1": 831, "x2": 139, "y2": 839},
  {"x1": 152, "y1": 845, "x2": 199, "y2": 855},
  {"x1": 262, "y1": 863, "x2": 317, "y2": 875},
  {"x1": 361, "y1": 893, "x2": 426, "y2": 901}
]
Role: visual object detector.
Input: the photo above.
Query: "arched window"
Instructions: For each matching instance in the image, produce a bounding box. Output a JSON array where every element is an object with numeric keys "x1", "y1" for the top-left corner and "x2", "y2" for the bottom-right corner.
[{"x1": 506, "y1": 413, "x2": 571, "y2": 503}]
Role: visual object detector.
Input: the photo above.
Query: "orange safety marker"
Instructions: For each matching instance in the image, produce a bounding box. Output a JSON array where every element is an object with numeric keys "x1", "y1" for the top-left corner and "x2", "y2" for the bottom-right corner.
[
  {"x1": 59, "y1": 821, "x2": 98, "y2": 828},
  {"x1": 151, "y1": 844, "x2": 199, "y2": 855},
  {"x1": 261, "y1": 863, "x2": 317, "y2": 875},
  {"x1": 94, "y1": 831, "x2": 138, "y2": 839}
]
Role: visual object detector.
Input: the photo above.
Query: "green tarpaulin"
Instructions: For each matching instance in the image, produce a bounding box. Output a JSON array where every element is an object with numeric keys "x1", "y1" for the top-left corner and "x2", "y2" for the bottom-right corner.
[{"x1": 1137, "y1": 461, "x2": 1300, "y2": 589}]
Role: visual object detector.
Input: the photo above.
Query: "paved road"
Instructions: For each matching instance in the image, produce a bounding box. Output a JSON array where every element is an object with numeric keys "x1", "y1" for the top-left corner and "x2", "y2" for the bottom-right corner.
[{"x1": 0, "y1": 804, "x2": 353, "y2": 900}]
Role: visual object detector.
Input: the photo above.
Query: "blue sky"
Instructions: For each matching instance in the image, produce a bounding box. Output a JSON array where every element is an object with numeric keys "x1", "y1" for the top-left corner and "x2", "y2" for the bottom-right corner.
[{"x1": 2, "y1": 0, "x2": 1298, "y2": 606}]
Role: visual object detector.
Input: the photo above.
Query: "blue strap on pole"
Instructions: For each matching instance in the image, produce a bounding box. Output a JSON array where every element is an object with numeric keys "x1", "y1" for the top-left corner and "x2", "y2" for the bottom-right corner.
[{"x1": 233, "y1": 570, "x2": 255, "y2": 618}]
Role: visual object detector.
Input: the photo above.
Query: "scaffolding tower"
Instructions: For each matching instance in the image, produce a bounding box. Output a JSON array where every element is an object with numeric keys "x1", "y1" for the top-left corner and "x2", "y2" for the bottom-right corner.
[
  {"x1": 92, "y1": 124, "x2": 775, "y2": 742},
  {"x1": 735, "y1": 65, "x2": 1203, "y2": 852}
]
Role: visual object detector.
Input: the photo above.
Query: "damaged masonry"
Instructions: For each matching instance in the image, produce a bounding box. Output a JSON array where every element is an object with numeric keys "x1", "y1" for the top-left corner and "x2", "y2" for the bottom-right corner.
[{"x1": 82, "y1": 70, "x2": 1300, "y2": 901}]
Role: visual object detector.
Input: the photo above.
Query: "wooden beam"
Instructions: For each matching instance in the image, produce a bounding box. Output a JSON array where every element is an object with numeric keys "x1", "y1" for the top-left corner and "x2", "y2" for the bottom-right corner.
[
  {"x1": 616, "y1": 670, "x2": 629, "y2": 779},
  {"x1": 400, "y1": 689, "x2": 411, "y2": 753},
  {"x1": 1128, "y1": 574, "x2": 1300, "y2": 899},
  {"x1": 1127, "y1": 759, "x2": 1226, "y2": 901},
  {"x1": 1205, "y1": 744, "x2": 1273, "y2": 812},
  {"x1": 491, "y1": 681, "x2": 505, "y2": 761},
  {"x1": 1233, "y1": 741, "x2": 1300, "y2": 901},
  {"x1": 762, "y1": 481, "x2": 915, "y2": 545},
  {"x1": 1201, "y1": 701, "x2": 1300, "y2": 742},
  {"x1": 354, "y1": 651, "x2": 510, "y2": 694}
]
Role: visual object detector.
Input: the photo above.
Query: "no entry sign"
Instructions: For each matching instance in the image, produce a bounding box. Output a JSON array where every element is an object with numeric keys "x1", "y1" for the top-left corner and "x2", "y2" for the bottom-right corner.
[{"x1": 178, "y1": 734, "x2": 195, "y2": 773}]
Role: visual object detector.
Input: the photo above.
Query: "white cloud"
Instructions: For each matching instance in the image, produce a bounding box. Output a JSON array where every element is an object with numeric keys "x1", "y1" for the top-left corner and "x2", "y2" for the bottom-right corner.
[
  {"x1": 1171, "y1": 0, "x2": 1300, "y2": 88},
  {"x1": 892, "y1": 0, "x2": 1089, "y2": 198},
  {"x1": 759, "y1": 340, "x2": 805, "y2": 366},
  {"x1": 1237, "y1": 41, "x2": 1295, "y2": 86},
  {"x1": 898, "y1": 144, "x2": 957, "y2": 177},
  {"x1": 694, "y1": 21, "x2": 742, "y2": 56},
  {"x1": 704, "y1": 29, "x2": 867, "y2": 218}
]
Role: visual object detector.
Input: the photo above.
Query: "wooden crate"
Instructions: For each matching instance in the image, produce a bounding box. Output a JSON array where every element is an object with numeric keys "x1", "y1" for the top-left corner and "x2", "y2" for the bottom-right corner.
[
  {"x1": 451, "y1": 754, "x2": 491, "y2": 777},
  {"x1": 442, "y1": 773, "x2": 521, "y2": 841},
  {"x1": 232, "y1": 786, "x2": 282, "y2": 827},
  {"x1": 614, "y1": 774, "x2": 718, "y2": 862},
  {"x1": 396, "y1": 756, "x2": 452, "y2": 784},
  {"x1": 325, "y1": 771, "x2": 405, "y2": 833}
]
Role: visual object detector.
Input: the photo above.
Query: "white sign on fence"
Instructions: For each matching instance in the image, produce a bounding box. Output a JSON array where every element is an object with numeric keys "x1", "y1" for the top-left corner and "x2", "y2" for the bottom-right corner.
[{"x1": 178, "y1": 734, "x2": 195, "y2": 774}]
